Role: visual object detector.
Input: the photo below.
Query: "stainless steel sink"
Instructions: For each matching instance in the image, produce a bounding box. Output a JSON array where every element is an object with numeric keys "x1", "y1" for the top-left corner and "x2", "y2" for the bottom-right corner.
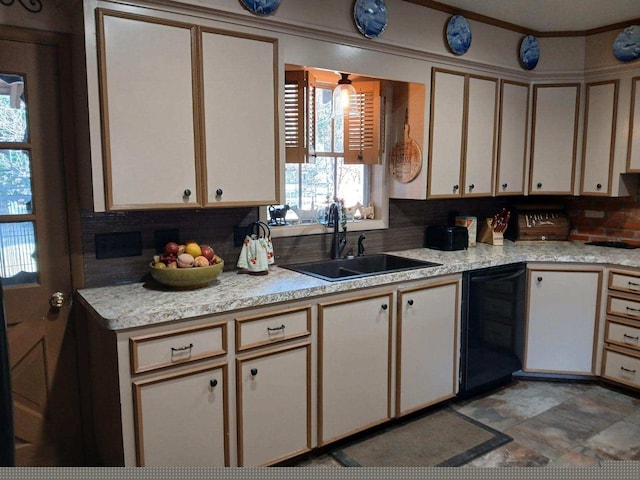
[{"x1": 280, "y1": 254, "x2": 441, "y2": 282}]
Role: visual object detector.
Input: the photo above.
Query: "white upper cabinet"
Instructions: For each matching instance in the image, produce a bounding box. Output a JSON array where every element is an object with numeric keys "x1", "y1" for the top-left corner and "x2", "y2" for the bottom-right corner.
[
  {"x1": 201, "y1": 30, "x2": 278, "y2": 206},
  {"x1": 626, "y1": 76, "x2": 640, "y2": 173},
  {"x1": 464, "y1": 75, "x2": 498, "y2": 196},
  {"x1": 97, "y1": 11, "x2": 200, "y2": 210},
  {"x1": 428, "y1": 68, "x2": 497, "y2": 198},
  {"x1": 529, "y1": 83, "x2": 580, "y2": 195},
  {"x1": 496, "y1": 80, "x2": 529, "y2": 196},
  {"x1": 428, "y1": 69, "x2": 465, "y2": 198},
  {"x1": 94, "y1": 10, "x2": 279, "y2": 210},
  {"x1": 580, "y1": 80, "x2": 619, "y2": 195}
]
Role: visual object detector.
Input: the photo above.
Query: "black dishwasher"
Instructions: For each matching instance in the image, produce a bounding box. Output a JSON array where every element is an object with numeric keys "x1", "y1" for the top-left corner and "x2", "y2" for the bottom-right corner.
[{"x1": 459, "y1": 263, "x2": 526, "y2": 398}]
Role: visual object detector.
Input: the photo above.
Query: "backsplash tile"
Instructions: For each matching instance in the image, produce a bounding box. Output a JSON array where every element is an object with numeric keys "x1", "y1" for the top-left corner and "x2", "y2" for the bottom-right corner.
[{"x1": 80, "y1": 198, "x2": 514, "y2": 288}]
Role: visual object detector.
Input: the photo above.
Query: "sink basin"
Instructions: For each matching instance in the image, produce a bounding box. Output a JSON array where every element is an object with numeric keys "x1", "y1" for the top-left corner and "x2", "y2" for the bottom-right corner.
[{"x1": 280, "y1": 254, "x2": 441, "y2": 282}]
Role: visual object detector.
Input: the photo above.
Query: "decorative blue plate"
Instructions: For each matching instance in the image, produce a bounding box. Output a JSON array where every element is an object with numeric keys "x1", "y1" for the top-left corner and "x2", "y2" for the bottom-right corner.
[
  {"x1": 354, "y1": 0, "x2": 388, "y2": 39},
  {"x1": 520, "y1": 35, "x2": 540, "y2": 70},
  {"x1": 239, "y1": 0, "x2": 281, "y2": 16},
  {"x1": 446, "y1": 15, "x2": 471, "y2": 55},
  {"x1": 613, "y1": 25, "x2": 640, "y2": 62}
]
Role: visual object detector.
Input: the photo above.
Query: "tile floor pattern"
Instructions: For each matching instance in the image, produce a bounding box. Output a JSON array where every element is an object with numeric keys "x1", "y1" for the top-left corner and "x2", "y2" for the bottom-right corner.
[{"x1": 291, "y1": 380, "x2": 640, "y2": 467}]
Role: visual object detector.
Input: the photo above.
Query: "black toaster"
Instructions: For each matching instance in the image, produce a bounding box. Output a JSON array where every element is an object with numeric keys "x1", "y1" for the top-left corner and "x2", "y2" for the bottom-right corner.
[{"x1": 424, "y1": 225, "x2": 469, "y2": 251}]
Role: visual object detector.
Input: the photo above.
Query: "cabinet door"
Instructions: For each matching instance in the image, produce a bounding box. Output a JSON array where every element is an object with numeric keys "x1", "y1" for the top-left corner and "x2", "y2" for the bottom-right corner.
[
  {"x1": 627, "y1": 76, "x2": 640, "y2": 172},
  {"x1": 529, "y1": 84, "x2": 580, "y2": 194},
  {"x1": 580, "y1": 80, "x2": 618, "y2": 195},
  {"x1": 318, "y1": 293, "x2": 392, "y2": 445},
  {"x1": 132, "y1": 363, "x2": 228, "y2": 466},
  {"x1": 496, "y1": 80, "x2": 529, "y2": 195},
  {"x1": 463, "y1": 75, "x2": 497, "y2": 196},
  {"x1": 97, "y1": 11, "x2": 199, "y2": 209},
  {"x1": 237, "y1": 343, "x2": 311, "y2": 466},
  {"x1": 396, "y1": 281, "x2": 459, "y2": 416},
  {"x1": 201, "y1": 30, "x2": 278, "y2": 206},
  {"x1": 525, "y1": 269, "x2": 601, "y2": 374},
  {"x1": 428, "y1": 69, "x2": 465, "y2": 198}
]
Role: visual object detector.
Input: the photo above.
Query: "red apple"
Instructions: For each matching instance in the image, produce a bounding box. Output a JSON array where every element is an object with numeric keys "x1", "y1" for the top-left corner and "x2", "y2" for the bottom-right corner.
[
  {"x1": 200, "y1": 244, "x2": 215, "y2": 261},
  {"x1": 164, "y1": 242, "x2": 179, "y2": 255}
]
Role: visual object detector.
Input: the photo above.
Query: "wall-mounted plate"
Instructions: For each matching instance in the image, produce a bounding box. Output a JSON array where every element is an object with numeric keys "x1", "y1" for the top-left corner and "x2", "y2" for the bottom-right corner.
[
  {"x1": 520, "y1": 35, "x2": 540, "y2": 70},
  {"x1": 446, "y1": 15, "x2": 472, "y2": 55},
  {"x1": 354, "y1": 0, "x2": 388, "y2": 39},
  {"x1": 239, "y1": 0, "x2": 281, "y2": 16},
  {"x1": 613, "y1": 25, "x2": 640, "y2": 62}
]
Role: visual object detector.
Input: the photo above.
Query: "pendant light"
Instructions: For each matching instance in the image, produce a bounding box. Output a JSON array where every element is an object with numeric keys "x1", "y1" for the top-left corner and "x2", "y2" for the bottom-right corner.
[{"x1": 332, "y1": 73, "x2": 357, "y2": 118}]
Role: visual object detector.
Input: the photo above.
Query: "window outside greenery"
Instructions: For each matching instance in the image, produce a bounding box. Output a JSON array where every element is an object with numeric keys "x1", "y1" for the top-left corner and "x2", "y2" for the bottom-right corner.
[{"x1": 284, "y1": 85, "x2": 368, "y2": 224}]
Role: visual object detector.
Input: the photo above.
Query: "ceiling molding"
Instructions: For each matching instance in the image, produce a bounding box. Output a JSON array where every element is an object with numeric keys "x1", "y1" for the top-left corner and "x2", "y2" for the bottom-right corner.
[{"x1": 402, "y1": 0, "x2": 640, "y2": 37}]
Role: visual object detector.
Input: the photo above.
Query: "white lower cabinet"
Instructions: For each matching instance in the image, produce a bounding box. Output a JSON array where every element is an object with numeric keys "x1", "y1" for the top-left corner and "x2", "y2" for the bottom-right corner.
[
  {"x1": 236, "y1": 343, "x2": 311, "y2": 466},
  {"x1": 132, "y1": 363, "x2": 229, "y2": 466},
  {"x1": 318, "y1": 292, "x2": 393, "y2": 445},
  {"x1": 525, "y1": 267, "x2": 602, "y2": 374},
  {"x1": 396, "y1": 279, "x2": 460, "y2": 415}
]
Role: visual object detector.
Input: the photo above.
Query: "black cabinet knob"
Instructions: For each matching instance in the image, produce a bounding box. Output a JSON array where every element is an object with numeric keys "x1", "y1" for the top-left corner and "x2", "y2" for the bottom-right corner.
[
  {"x1": 381, "y1": 304, "x2": 388, "y2": 310},
  {"x1": 216, "y1": 188, "x2": 223, "y2": 196},
  {"x1": 596, "y1": 183, "x2": 602, "y2": 190},
  {"x1": 537, "y1": 182, "x2": 542, "y2": 189},
  {"x1": 209, "y1": 378, "x2": 218, "y2": 388},
  {"x1": 469, "y1": 184, "x2": 475, "y2": 190},
  {"x1": 453, "y1": 184, "x2": 459, "y2": 191},
  {"x1": 537, "y1": 276, "x2": 543, "y2": 282},
  {"x1": 407, "y1": 299, "x2": 414, "y2": 306},
  {"x1": 250, "y1": 368, "x2": 258, "y2": 376},
  {"x1": 183, "y1": 188, "x2": 191, "y2": 197},
  {"x1": 502, "y1": 183, "x2": 508, "y2": 189}
]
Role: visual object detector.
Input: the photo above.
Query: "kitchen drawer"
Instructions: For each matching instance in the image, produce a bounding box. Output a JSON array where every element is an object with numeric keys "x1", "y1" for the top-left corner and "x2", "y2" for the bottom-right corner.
[
  {"x1": 602, "y1": 347, "x2": 640, "y2": 389},
  {"x1": 608, "y1": 270, "x2": 640, "y2": 295},
  {"x1": 607, "y1": 293, "x2": 640, "y2": 320},
  {"x1": 235, "y1": 306, "x2": 312, "y2": 352},
  {"x1": 605, "y1": 318, "x2": 640, "y2": 351},
  {"x1": 130, "y1": 321, "x2": 227, "y2": 374}
]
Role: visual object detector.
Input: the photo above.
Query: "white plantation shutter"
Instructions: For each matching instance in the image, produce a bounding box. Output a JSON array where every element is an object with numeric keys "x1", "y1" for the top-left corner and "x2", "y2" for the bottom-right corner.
[
  {"x1": 344, "y1": 81, "x2": 381, "y2": 164},
  {"x1": 284, "y1": 70, "x2": 315, "y2": 163}
]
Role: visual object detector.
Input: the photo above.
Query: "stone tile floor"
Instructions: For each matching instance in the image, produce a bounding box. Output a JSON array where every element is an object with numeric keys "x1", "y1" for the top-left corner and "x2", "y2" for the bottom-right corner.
[{"x1": 291, "y1": 379, "x2": 640, "y2": 467}]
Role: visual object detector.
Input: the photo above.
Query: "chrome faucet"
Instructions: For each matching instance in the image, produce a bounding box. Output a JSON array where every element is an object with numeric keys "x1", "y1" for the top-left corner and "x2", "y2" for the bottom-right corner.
[
  {"x1": 357, "y1": 234, "x2": 366, "y2": 256},
  {"x1": 328, "y1": 203, "x2": 347, "y2": 259}
]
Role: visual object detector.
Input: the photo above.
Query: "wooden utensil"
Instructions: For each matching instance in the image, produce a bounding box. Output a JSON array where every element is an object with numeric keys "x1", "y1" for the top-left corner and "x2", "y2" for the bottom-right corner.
[{"x1": 389, "y1": 115, "x2": 422, "y2": 183}]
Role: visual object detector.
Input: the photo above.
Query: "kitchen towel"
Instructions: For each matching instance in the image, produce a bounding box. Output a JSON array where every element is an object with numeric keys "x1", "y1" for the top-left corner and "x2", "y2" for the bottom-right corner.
[{"x1": 236, "y1": 221, "x2": 274, "y2": 275}]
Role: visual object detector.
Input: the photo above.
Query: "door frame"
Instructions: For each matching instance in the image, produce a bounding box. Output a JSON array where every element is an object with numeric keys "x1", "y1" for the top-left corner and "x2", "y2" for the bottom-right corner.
[{"x1": 0, "y1": 23, "x2": 89, "y2": 463}]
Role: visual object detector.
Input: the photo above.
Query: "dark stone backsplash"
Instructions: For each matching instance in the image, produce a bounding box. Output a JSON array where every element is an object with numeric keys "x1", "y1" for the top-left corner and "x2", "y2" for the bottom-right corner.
[{"x1": 81, "y1": 196, "x2": 561, "y2": 288}]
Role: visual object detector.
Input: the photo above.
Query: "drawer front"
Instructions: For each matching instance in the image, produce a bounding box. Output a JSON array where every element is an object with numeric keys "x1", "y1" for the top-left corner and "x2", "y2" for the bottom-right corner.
[
  {"x1": 236, "y1": 306, "x2": 311, "y2": 352},
  {"x1": 607, "y1": 294, "x2": 640, "y2": 320},
  {"x1": 602, "y1": 348, "x2": 640, "y2": 389},
  {"x1": 131, "y1": 322, "x2": 227, "y2": 374},
  {"x1": 606, "y1": 320, "x2": 640, "y2": 351},
  {"x1": 609, "y1": 270, "x2": 640, "y2": 295}
]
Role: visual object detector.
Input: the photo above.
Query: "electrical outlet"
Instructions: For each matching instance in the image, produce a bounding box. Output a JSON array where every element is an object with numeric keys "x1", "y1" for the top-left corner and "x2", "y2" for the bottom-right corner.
[{"x1": 95, "y1": 232, "x2": 142, "y2": 259}]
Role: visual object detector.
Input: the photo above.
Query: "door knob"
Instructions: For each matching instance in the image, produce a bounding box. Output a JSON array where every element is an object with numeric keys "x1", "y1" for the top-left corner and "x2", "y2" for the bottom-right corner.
[{"x1": 50, "y1": 291, "x2": 65, "y2": 308}]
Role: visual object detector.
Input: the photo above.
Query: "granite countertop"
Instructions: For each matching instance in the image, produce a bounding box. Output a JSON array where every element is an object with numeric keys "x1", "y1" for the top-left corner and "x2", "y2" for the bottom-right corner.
[{"x1": 77, "y1": 240, "x2": 640, "y2": 331}]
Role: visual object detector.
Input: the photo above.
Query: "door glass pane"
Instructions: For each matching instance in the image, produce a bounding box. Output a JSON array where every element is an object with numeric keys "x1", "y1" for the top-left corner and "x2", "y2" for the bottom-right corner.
[
  {"x1": 0, "y1": 74, "x2": 28, "y2": 142},
  {"x1": 0, "y1": 149, "x2": 32, "y2": 215},
  {"x1": 0, "y1": 221, "x2": 37, "y2": 286}
]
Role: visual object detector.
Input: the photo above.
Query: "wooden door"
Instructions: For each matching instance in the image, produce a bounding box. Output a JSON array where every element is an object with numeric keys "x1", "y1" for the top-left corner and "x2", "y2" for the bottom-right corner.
[{"x1": 0, "y1": 35, "x2": 82, "y2": 465}]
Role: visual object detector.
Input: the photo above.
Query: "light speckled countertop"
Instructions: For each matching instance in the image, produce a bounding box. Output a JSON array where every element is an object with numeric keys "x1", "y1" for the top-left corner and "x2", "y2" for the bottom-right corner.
[{"x1": 77, "y1": 240, "x2": 640, "y2": 331}]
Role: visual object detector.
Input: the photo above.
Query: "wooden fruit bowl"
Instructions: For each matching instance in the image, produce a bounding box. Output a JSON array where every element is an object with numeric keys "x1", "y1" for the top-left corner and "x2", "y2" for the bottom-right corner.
[{"x1": 149, "y1": 260, "x2": 224, "y2": 289}]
